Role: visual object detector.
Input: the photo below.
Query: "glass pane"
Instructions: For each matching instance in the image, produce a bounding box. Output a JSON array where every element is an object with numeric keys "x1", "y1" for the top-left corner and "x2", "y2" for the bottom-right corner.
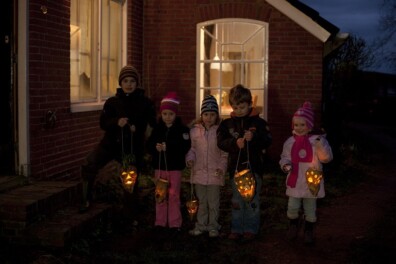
[
  {"x1": 101, "y1": 0, "x2": 122, "y2": 99},
  {"x1": 247, "y1": 63, "x2": 265, "y2": 88},
  {"x1": 70, "y1": 0, "x2": 95, "y2": 102}
]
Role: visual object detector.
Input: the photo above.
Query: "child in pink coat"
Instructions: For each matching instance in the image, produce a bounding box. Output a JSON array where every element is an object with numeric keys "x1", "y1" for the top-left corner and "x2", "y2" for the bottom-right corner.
[{"x1": 186, "y1": 95, "x2": 228, "y2": 238}]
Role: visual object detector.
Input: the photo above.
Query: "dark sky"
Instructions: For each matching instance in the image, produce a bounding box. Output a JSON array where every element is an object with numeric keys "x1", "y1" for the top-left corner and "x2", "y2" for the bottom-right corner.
[{"x1": 300, "y1": 0, "x2": 392, "y2": 74}]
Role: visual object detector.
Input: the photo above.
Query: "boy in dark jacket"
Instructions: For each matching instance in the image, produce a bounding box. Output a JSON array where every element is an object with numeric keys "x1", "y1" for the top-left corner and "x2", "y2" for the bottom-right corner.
[
  {"x1": 80, "y1": 66, "x2": 156, "y2": 222},
  {"x1": 217, "y1": 84, "x2": 272, "y2": 241}
]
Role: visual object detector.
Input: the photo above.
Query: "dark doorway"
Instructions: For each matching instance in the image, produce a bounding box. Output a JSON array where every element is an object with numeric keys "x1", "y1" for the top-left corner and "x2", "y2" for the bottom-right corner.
[{"x1": 0, "y1": 0, "x2": 15, "y2": 175}]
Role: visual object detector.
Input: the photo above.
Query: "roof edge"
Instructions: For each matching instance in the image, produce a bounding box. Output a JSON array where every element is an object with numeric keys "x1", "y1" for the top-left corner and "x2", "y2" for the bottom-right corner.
[{"x1": 266, "y1": 0, "x2": 333, "y2": 42}]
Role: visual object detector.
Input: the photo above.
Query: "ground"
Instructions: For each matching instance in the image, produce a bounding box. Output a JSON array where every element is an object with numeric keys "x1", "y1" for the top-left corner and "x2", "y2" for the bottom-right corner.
[{"x1": 5, "y1": 123, "x2": 396, "y2": 263}]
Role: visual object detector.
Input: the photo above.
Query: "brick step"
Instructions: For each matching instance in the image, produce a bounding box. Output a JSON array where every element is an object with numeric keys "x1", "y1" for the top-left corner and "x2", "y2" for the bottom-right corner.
[
  {"x1": 0, "y1": 181, "x2": 82, "y2": 239},
  {"x1": 0, "y1": 175, "x2": 28, "y2": 194},
  {"x1": 16, "y1": 202, "x2": 112, "y2": 247}
]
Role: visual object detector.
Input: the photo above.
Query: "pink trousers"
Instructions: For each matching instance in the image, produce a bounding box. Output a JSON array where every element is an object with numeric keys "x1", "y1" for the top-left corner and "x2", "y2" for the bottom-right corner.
[{"x1": 154, "y1": 170, "x2": 182, "y2": 228}]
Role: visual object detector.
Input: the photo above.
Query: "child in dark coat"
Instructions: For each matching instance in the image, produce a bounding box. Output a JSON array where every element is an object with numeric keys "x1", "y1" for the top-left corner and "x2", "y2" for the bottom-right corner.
[
  {"x1": 217, "y1": 84, "x2": 272, "y2": 241},
  {"x1": 147, "y1": 91, "x2": 191, "y2": 232}
]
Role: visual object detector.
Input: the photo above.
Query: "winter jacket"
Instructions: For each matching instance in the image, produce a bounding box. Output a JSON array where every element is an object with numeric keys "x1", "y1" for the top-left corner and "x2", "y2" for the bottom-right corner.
[
  {"x1": 279, "y1": 134, "x2": 333, "y2": 198},
  {"x1": 217, "y1": 108, "x2": 272, "y2": 177},
  {"x1": 147, "y1": 117, "x2": 191, "y2": 171},
  {"x1": 186, "y1": 123, "x2": 228, "y2": 186},
  {"x1": 99, "y1": 88, "x2": 156, "y2": 164}
]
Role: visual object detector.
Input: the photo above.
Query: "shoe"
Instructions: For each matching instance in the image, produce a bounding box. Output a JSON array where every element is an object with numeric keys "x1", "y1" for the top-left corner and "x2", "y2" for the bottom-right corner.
[
  {"x1": 209, "y1": 230, "x2": 219, "y2": 238},
  {"x1": 228, "y1": 233, "x2": 242, "y2": 240},
  {"x1": 189, "y1": 229, "x2": 204, "y2": 236},
  {"x1": 242, "y1": 232, "x2": 256, "y2": 242}
]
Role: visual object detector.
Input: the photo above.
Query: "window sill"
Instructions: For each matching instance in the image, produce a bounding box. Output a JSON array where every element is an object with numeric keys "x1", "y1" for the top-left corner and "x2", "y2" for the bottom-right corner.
[{"x1": 70, "y1": 102, "x2": 104, "y2": 113}]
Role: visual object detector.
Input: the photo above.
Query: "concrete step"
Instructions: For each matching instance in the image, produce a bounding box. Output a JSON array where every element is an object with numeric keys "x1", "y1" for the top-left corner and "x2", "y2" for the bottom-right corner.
[
  {"x1": 18, "y1": 202, "x2": 112, "y2": 247},
  {"x1": 0, "y1": 175, "x2": 28, "y2": 194}
]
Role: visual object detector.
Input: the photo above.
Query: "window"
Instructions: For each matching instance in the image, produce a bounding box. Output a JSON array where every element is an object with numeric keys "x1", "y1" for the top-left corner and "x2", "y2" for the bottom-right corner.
[
  {"x1": 197, "y1": 19, "x2": 268, "y2": 118},
  {"x1": 70, "y1": 0, "x2": 127, "y2": 112}
]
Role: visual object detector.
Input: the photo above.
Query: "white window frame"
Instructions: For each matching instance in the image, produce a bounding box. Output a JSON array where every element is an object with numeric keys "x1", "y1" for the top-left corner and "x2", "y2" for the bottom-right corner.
[
  {"x1": 196, "y1": 19, "x2": 269, "y2": 119},
  {"x1": 70, "y1": 0, "x2": 127, "y2": 113}
]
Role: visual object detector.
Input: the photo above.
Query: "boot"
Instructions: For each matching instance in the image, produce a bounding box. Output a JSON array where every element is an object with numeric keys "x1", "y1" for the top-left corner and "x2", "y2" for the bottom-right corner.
[
  {"x1": 79, "y1": 180, "x2": 90, "y2": 213},
  {"x1": 287, "y1": 218, "x2": 299, "y2": 241},
  {"x1": 304, "y1": 221, "x2": 315, "y2": 245}
]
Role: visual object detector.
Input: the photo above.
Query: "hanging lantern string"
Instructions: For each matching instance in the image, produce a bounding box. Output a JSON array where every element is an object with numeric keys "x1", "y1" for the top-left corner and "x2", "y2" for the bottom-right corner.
[
  {"x1": 235, "y1": 138, "x2": 250, "y2": 172},
  {"x1": 190, "y1": 167, "x2": 194, "y2": 200},
  {"x1": 121, "y1": 125, "x2": 134, "y2": 157},
  {"x1": 158, "y1": 143, "x2": 168, "y2": 179}
]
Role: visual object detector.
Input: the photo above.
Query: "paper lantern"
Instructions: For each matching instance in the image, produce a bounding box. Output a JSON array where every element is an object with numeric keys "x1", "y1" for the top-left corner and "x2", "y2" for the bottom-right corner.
[
  {"x1": 234, "y1": 169, "x2": 256, "y2": 202},
  {"x1": 186, "y1": 199, "x2": 199, "y2": 220},
  {"x1": 155, "y1": 178, "x2": 169, "y2": 203},
  {"x1": 120, "y1": 165, "x2": 137, "y2": 193},
  {"x1": 305, "y1": 168, "x2": 323, "y2": 196}
]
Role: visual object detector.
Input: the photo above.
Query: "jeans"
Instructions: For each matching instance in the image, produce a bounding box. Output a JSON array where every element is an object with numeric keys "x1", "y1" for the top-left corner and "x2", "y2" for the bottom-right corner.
[{"x1": 230, "y1": 172, "x2": 262, "y2": 234}]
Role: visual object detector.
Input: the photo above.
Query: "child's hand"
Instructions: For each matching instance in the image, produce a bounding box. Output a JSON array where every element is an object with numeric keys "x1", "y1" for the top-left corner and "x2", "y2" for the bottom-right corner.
[
  {"x1": 215, "y1": 169, "x2": 224, "y2": 177},
  {"x1": 156, "y1": 142, "x2": 166, "y2": 152},
  {"x1": 130, "y1": 124, "x2": 136, "y2": 132},
  {"x1": 186, "y1": 160, "x2": 194, "y2": 168},
  {"x1": 244, "y1": 130, "x2": 253, "y2": 142},
  {"x1": 282, "y1": 164, "x2": 292, "y2": 173},
  {"x1": 236, "y1": 138, "x2": 245, "y2": 149},
  {"x1": 118, "y1": 117, "x2": 129, "y2": 127}
]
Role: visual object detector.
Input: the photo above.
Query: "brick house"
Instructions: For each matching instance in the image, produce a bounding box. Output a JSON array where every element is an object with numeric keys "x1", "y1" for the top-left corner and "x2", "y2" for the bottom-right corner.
[{"x1": 1, "y1": 0, "x2": 344, "y2": 181}]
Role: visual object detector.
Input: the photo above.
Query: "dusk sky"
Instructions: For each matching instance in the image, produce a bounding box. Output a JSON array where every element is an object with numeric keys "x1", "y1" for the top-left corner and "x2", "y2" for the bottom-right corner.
[{"x1": 299, "y1": 0, "x2": 391, "y2": 74}]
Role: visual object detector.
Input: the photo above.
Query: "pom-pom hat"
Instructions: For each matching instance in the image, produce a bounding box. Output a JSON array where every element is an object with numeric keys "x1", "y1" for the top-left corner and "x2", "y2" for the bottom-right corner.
[
  {"x1": 160, "y1": 91, "x2": 180, "y2": 114},
  {"x1": 293, "y1": 101, "x2": 314, "y2": 129},
  {"x1": 118, "y1": 65, "x2": 140, "y2": 87},
  {"x1": 201, "y1": 95, "x2": 219, "y2": 115}
]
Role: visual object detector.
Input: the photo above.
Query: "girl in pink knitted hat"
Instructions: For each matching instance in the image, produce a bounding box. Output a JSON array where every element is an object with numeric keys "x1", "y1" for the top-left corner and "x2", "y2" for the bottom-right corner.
[{"x1": 279, "y1": 101, "x2": 333, "y2": 245}]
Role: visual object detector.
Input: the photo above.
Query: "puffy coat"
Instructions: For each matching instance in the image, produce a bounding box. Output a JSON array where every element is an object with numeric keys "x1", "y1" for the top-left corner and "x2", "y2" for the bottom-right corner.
[
  {"x1": 186, "y1": 123, "x2": 228, "y2": 186},
  {"x1": 279, "y1": 134, "x2": 333, "y2": 198}
]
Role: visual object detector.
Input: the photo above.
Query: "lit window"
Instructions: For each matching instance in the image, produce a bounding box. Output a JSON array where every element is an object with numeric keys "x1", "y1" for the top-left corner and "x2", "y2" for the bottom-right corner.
[
  {"x1": 197, "y1": 19, "x2": 268, "y2": 118},
  {"x1": 70, "y1": 0, "x2": 127, "y2": 112}
]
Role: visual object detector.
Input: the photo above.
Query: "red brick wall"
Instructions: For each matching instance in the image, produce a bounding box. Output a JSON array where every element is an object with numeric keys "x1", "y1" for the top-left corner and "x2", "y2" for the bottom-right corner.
[
  {"x1": 26, "y1": 0, "x2": 324, "y2": 180},
  {"x1": 143, "y1": 0, "x2": 324, "y2": 160}
]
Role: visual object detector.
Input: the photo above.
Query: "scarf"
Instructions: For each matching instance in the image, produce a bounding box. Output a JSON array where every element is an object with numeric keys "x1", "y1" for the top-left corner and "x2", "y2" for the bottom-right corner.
[{"x1": 287, "y1": 135, "x2": 313, "y2": 188}]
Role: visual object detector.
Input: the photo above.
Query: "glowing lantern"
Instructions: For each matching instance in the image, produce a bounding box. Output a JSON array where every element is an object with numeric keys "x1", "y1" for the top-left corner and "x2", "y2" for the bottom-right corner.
[
  {"x1": 120, "y1": 165, "x2": 137, "y2": 193},
  {"x1": 155, "y1": 178, "x2": 169, "y2": 203},
  {"x1": 305, "y1": 168, "x2": 323, "y2": 196},
  {"x1": 186, "y1": 199, "x2": 199, "y2": 220},
  {"x1": 234, "y1": 169, "x2": 256, "y2": 202}
]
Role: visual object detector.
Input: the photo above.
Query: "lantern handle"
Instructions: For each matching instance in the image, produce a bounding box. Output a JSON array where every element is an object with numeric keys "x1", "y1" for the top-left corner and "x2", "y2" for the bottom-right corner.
[
  {"x1": 121, "y1": 125, "x2": 135, "y2": 160},
  {"x1": 158, "y1": 148, "x2": 168, "y2": 179},
  {"x1": 234, "y1": 140, "x2": 251, "y2": 173}
]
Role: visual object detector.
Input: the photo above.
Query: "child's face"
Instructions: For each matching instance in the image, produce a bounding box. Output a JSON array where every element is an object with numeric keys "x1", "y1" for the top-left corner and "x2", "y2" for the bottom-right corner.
[
  {"x1": 121, "y1": 77, "x2": 137, "y2": 94},
  {"x1": 161, "y1": 109, "x2": 176, "y2": 127},
  {"x1": 292, "y1": 117, "x2": 311, "y2": 136},
  {"x1": 201, "y1": 111, "x2": 217, "y2": 128},
  {"x1": 231, "y1": 102, "x2": 251, "y2": 117}
]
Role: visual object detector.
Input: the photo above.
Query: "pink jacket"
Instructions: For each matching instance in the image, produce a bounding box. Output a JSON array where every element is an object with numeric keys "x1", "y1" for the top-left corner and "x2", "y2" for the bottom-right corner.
[{"x1": 186, "y1": 123, "x2": 228, "y2": 186}]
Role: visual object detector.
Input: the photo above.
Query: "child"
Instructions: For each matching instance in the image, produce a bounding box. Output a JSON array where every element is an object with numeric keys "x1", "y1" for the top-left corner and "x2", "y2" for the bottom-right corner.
[
  {"x1": 147, "y1": 91, "x2": 191, "y2": 232},
  {"x1": 186, "y1": 95, "x2": 228, "y2": 238},
  {"x1": 217, "y1": 84, "x2": 272, "y2": 241},
  {"x1": 80, "y1": 65, "x2": 156, "y2": 220},
  {"x1": 279, "y1": 101, "x2": 333, "y2": 245}
]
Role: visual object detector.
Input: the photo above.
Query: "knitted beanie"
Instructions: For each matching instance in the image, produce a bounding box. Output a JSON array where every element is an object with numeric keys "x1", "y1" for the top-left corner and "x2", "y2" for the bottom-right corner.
[
  {"x1": 293, "y1": 101, "x2": 314, "y2": 129},
  {"x1": 118, "y1": 65, "x2": 140, "y2": 87},
  {"x1": 160, "y1": 91, "x2": 180, "y2": 114},
  {"x1": 201, "y1": 95, "x2": 219, "y2": 115}
]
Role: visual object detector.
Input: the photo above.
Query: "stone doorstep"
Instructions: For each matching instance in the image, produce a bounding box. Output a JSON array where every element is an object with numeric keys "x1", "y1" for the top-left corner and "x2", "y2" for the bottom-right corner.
[
  {"x1": 16, "y1": 203, "x2": 112, "y2": 248},
  {"x1": 0, "y1": 181, "x2": 82, "y2": 225}
]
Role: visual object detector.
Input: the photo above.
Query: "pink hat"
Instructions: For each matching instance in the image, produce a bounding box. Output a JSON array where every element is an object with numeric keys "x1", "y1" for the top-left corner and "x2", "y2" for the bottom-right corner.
[
  {"x1": 160, "y1": 91, "x2": 180, "y2": 114},
  {"x1": 293, "y1": 101, "x2": 314, "y2": 129}
]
